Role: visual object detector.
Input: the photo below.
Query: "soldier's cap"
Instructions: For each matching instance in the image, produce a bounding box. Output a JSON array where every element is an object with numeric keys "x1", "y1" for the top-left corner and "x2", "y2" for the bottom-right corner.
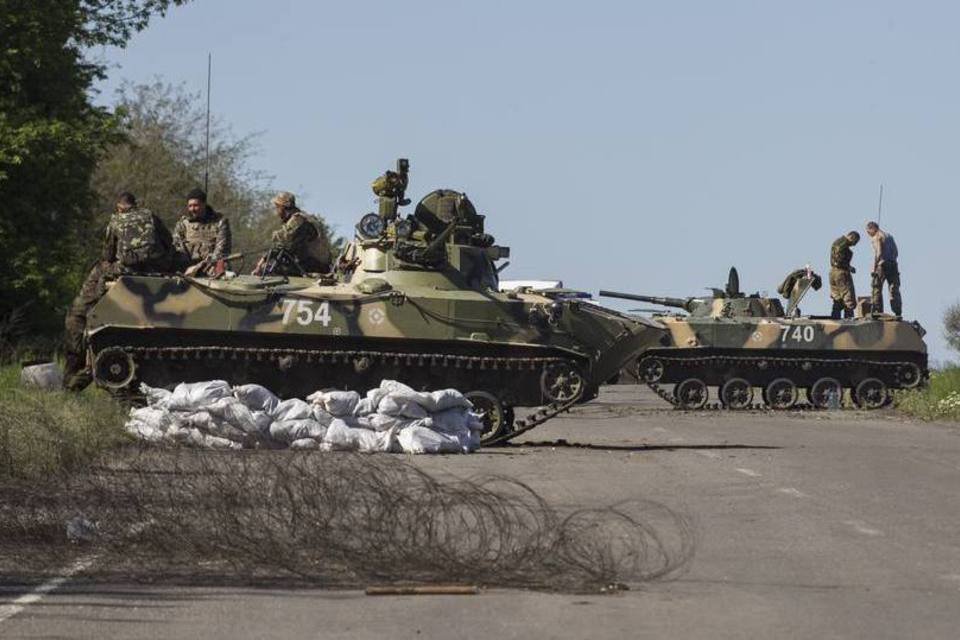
[
  {"x1": 272, "y1": 191, "x2": 297, "y2": 208},
  {"x1": 186, "y1": 187, "x2": 207, "y2": 202},
  {"x1": 847, "y1": 230, "x2": 861, "y2": 242}
]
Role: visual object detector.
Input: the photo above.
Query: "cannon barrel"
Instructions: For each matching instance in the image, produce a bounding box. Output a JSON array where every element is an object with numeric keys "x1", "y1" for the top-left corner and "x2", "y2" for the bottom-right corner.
[{"x1": 599, "y1": 291, "x2": 691, "y2": 310}]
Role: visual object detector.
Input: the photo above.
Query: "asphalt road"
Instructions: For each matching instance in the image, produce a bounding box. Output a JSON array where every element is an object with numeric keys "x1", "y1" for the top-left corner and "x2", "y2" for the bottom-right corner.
[{"x1": 3, "y1": 386, "x2": 960, "y2": 639}]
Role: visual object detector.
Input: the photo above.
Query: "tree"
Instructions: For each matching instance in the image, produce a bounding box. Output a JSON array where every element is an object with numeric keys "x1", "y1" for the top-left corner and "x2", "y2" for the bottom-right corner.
[
  {"x1": 0, "y1": 0, "x2": 188, "y2": 335},
  {"x1": 945, "y1": 303, "x2": 960, "y2": 355},
  {"x1": 90, "y1": 81, "x2": 339, "y2": 273}
]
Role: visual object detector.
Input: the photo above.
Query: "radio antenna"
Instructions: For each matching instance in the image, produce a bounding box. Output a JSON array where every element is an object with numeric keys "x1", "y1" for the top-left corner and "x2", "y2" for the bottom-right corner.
[
  {"x1": 877, "y1": 183, "x2": 883, "y2": 224},
  {"x1": 204, "y1": 53, "x2": 212, "y2": 194}
]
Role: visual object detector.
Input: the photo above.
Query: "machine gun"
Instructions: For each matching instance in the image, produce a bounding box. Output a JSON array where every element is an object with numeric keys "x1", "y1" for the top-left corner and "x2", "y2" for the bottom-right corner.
[{"x1": 371, "y1": 158, "x2": 410, "y2": 220}]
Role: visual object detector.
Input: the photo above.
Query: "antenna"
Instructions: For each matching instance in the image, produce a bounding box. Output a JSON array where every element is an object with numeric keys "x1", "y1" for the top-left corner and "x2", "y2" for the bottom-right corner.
[
  {"x1": 204, "y1": 53, "x2": 212, "y2": 194},
  {"x1": 877, "y1": 183, "x2": 883, "y2": 224}
]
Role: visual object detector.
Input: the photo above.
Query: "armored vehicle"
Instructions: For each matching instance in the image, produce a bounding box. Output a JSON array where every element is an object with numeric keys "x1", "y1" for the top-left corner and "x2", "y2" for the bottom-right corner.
[
  {"x1": 601, "y1": 267, "x2": 927, "y2": 411},
  {"x1": 85, "y1": 160, "x2": 665, "y2": 443}
]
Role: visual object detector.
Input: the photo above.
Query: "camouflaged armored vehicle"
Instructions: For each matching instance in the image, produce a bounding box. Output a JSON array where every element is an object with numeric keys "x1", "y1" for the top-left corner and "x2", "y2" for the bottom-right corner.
[
  {"x1": 601, "y1": 267, "x2": 927, "y2": 411},
  {"x1": 85, "y1": 160, "x2": 666, "y2": 443}
]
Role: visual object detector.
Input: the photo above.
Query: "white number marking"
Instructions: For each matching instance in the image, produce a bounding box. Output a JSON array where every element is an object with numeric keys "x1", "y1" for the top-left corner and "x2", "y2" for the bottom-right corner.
[
  {"x1": 780, "y1": 325, "x2": 815, "y2": 343},
  {"x1": 280, "y1": 299, "x2": 333, "y2": 327}
]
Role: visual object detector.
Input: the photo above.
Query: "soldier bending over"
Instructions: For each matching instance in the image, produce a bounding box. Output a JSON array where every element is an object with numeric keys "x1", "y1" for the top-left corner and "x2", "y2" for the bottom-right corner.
[{"x1": 829, "y1": 230, "x2": 860, "y2": 319}]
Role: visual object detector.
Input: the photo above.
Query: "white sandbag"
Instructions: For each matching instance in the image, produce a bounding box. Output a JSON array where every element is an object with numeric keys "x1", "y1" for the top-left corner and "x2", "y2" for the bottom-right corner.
[
  {"x1": 270, "y1": 419, "x2": 326, "y2": 443},
  {"x1": 312, "y1": 406, "x2": 334, "y2": 427},
  {"x1": 427, "y1": 408, "x2": 473, "y2": 434},
  {"x1": 20, "y1": 362, "x2": 64, "y2": 391},
  {"x1": 320, "y1": 418, "x2": 361, "y2": 451},
  {"x1": 356, "y1": 428, "x2": 397, "y2": 453},
  {"x1": 200, "y1": 433, "x2": 244, "y2": 450},
  {"x1": 272, "y1": 398, "x2": 314, "y2": 421},
  {"x1": 125, "y1": 407, "x2": 171, "y2": 443},
  {"x1": 311, "y1": 390, "x2": 361, "y2": 417},
  {"x1": 397, "y1": 425, "x2": 468, "y2": 454},
  {"x1": 165, "y1": 380, "x2": 233, "y2": 412},
  {"x1": 425, "y1": 388, "x2": 472, "y2": 412},
  {"x1": 233, "y1": 383, "x2": 280, "y2": 413},
  {"x1": 378, "y1": 394, "x2": 429, "y2": 419},
  {"x1": 290, "y1": 438, "x2": 320, "y2": 450},
  {"x1": 353, "y1": 396, "x2": 377, "y2": 416},
  {"x1": 367, "y1": 413, "x2": 413, "y2": 432},
  {"x1": 252, "y1": 411, "x2": 274, "y2": 433},
  {"x1": 176, "y1": 411, "x2": 248, "y2": 443},
  {"x1": 139, "y1": 383, "x2": 173, "y2": 407},
  {"x1": 206, "y1": 397, "x2": 260, "y2": 434}
]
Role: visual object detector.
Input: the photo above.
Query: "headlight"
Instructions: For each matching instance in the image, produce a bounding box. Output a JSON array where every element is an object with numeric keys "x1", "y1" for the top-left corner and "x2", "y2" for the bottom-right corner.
[{"x1": 357, "y1": 213, "x2": 385, "y2": 239}]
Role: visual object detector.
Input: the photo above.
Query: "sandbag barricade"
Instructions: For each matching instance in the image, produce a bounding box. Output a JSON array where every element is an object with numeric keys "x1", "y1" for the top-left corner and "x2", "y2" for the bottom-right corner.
[{"x1": 126, "y1": 379, "x2": 483, "y2": 454}]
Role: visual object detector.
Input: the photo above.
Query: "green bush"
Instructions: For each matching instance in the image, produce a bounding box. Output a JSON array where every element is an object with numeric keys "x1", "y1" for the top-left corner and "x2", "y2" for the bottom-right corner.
[
  {"x1": 0, "y1": 376, "x2": 128, "y2": 480},
  {"x1": 896, "y1": 366, "x2": 960, "y2": 421}
]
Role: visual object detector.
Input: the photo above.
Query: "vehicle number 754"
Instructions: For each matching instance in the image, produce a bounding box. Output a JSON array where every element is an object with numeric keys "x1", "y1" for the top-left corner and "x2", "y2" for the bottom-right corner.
[{"x1": 281, "y1": 299, "x2": 332, "y2": 327}]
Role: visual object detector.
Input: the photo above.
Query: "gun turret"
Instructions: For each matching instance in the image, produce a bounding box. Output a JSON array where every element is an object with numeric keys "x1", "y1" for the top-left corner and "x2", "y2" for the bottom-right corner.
[{"x1": 599, "y1": 291, "x2": 697, "y2": 313}]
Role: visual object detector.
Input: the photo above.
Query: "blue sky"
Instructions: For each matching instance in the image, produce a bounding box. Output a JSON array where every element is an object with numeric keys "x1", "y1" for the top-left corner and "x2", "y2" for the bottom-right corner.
[{"x1": 93, "y1": 0, "x2": 958, "y2": 362}]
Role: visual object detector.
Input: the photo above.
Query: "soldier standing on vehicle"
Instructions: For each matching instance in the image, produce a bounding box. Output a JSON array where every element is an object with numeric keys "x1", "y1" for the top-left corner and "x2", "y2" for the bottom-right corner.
[
  {"x1": 172, "y1": 187, "x2": 231, "y2": 276},
  {"x1": 63, "y1": 192, "x2": 174, "y2": 391},
  {"x1": 829, "y1": 230, "x2": 860, "y2": 319},
  {"x1": 865, "y1": 221, "x2": 902, "y2": 316},
  {"x1": 253, "y1": 191, "x2": 331, "y2": 275}
]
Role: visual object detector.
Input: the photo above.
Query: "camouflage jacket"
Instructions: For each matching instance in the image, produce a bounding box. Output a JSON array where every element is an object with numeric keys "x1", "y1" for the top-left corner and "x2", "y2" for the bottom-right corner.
[
  {"x1": 829, "y1": 236, "x2": 854, "y2": 270},
  {"x1": 102, "y1": 208, "x2": 173, "y2": 272},
  {"x1": 173, "y1": 206, "x2": 231, "y2": 266},
  {"x1": 271, "y1": 210, "x2": 331, "y2": 270}
]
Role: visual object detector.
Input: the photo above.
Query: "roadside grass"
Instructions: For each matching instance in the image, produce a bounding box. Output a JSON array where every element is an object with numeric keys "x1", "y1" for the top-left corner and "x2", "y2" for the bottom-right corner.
[
  {"x1": 0, "y1": 363, "x2": 129, "y2": 480},
  {"x1": 895, "y1": 366, "x2": 960, "y2": 421}
]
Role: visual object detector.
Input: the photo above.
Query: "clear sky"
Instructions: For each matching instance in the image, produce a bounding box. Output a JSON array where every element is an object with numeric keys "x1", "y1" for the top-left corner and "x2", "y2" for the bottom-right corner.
[{"x1": 93, "y1": 0, "x2": 958, "y2": 362}]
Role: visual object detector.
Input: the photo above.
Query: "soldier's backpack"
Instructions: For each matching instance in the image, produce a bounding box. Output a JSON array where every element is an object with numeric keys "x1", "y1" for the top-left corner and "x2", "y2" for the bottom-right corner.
[{"x1": 112, "y1": 209, "x2": 172, "y2": 271}]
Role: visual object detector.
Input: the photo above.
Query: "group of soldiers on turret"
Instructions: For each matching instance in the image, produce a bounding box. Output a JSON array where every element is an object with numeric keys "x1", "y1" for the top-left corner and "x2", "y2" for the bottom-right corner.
[
  {"x1": 828, "y1": 221, "x2": 902, "y2": 319},
  {"x1": 62, "y1": 187, "x2": 330, "y2": 391}
]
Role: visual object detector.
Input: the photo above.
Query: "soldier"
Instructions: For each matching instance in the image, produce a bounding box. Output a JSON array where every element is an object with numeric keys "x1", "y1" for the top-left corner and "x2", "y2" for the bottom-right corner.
[
  {"x1": 254, "y1": 191, "x2": 331, "y2": 275},
  {"x1": 63, "y1": 192, "x2": 174, "y2": 391},
  {"x1": 172, "y1": 187, "x2": 231, "y2": 276},
  {"x1": 829, "y1": 230, "x2": 860, "y2": 319},
  {"x1": 865, "y1": 221, "x2": 902, "y2": 316}
]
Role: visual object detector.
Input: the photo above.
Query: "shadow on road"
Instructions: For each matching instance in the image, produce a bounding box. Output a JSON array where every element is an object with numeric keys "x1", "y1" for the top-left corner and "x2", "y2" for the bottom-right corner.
[{"x1": 506, "y1": 440, "x2": 781, "y2": 452}]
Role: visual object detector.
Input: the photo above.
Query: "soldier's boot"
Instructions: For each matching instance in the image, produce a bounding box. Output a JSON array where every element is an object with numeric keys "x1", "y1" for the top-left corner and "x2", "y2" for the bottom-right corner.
[
  {"x1": 843, "y1": 306, "x2": 855, "y2": 319},
  {"x1": 891, "y1": 296, "x2": 902, "y2": 317},
  {"x1": 831, "y1": 300, "x2": 844, "y2": 319}
]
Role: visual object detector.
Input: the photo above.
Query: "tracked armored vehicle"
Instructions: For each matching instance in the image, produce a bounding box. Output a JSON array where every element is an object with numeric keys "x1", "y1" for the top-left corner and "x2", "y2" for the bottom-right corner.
[
  {"x1": 85, "y1": 160, "x2": 665, "y2": 443},
  {"x1": 601, "y1": 267, "x2": 927, "y2": 411}
]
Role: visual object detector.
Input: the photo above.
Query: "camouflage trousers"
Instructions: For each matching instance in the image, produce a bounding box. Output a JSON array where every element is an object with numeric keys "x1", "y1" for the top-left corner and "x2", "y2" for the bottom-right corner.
[
  {"x1": 63, "y1": 262, "x2": 116, "y2": 391},
  {"x1": 829, "y1": 268, "x2": 856, "y2": 319},
  {"x1": 871, "y1": 261, "x2": 902, "y2": 316}
]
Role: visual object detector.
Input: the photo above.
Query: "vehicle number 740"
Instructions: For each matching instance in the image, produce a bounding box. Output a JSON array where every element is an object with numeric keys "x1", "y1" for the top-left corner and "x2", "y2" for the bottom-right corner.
[
  {"x1": 780, "y1": 325, "x2": 815, "y2": 343},
  {"x1": 281, "y1": 299, "x2": 332, "y2": 327}
]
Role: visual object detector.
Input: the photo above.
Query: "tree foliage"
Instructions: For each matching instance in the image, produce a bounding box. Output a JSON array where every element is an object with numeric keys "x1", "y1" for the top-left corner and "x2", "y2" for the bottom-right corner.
[
  {"x1": 0, "y1": 0, "x2": 189, "y2": 333},
  {"x1": 945, "y1": 303, "x2": 960, "y2": 355}
]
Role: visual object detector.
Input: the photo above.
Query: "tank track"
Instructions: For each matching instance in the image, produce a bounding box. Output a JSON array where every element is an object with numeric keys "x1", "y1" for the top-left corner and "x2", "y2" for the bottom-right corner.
[
  {"x1": 641, "y1": 353, "x2": 920, "y2": 410},
  {"x1": 100, "y1": 343, "x2": 586, "y2": 445}
]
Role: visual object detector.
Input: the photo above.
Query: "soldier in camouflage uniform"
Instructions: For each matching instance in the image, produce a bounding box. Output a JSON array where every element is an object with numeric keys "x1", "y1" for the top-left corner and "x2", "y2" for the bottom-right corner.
[
  {"x1": 172, "y1": 188, "x2": 232, "y2": 276},
  {"x1": 62, "y1": 192, "x2": 173, "y2": 391},
  {"x1": 253, "y1": 191, "x2": 331, "y2": 275},
  {"x1": 829, "y1": 231, "x2": 860, "y2": 319}
]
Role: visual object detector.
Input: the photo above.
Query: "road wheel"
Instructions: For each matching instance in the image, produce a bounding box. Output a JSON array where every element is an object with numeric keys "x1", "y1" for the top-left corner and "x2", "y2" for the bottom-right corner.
[
  {"x1": 466, "y1": 391, "x2": 512, "y2": 443},
  {"x1": 809, "y1": 377, "x2": 843, "y2": 409},
  {"x1": 765, "y1": 377, "x2": 798, "y2": 410},
  {"x1": 540, "y1": 362, "x2": 585, "y2": 403},
  {"x1": 674, "y1": 378, "x2": 708, "y2": 410},
  {"x1": 720, "y1": 377, "x2": 753, "y2": 410},
  {"x1": 894, "y1": 363, "x2": 922, "y2": 389},
  {"x1": 854, "y1": 378, "x2": 890, "y2": 410},
  {"x1": 93, "y1": 347, "x2": 136, "y2": 390},
  {"x1": 637, "y1": 357, "x2": 665, "y2": 383}
]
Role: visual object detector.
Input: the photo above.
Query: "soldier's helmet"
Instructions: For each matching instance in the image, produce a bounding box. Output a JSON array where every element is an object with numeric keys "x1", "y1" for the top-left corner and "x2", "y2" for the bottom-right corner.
[{"x1": 272, "y1": 191, "x2": 297, "y2": 209}]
